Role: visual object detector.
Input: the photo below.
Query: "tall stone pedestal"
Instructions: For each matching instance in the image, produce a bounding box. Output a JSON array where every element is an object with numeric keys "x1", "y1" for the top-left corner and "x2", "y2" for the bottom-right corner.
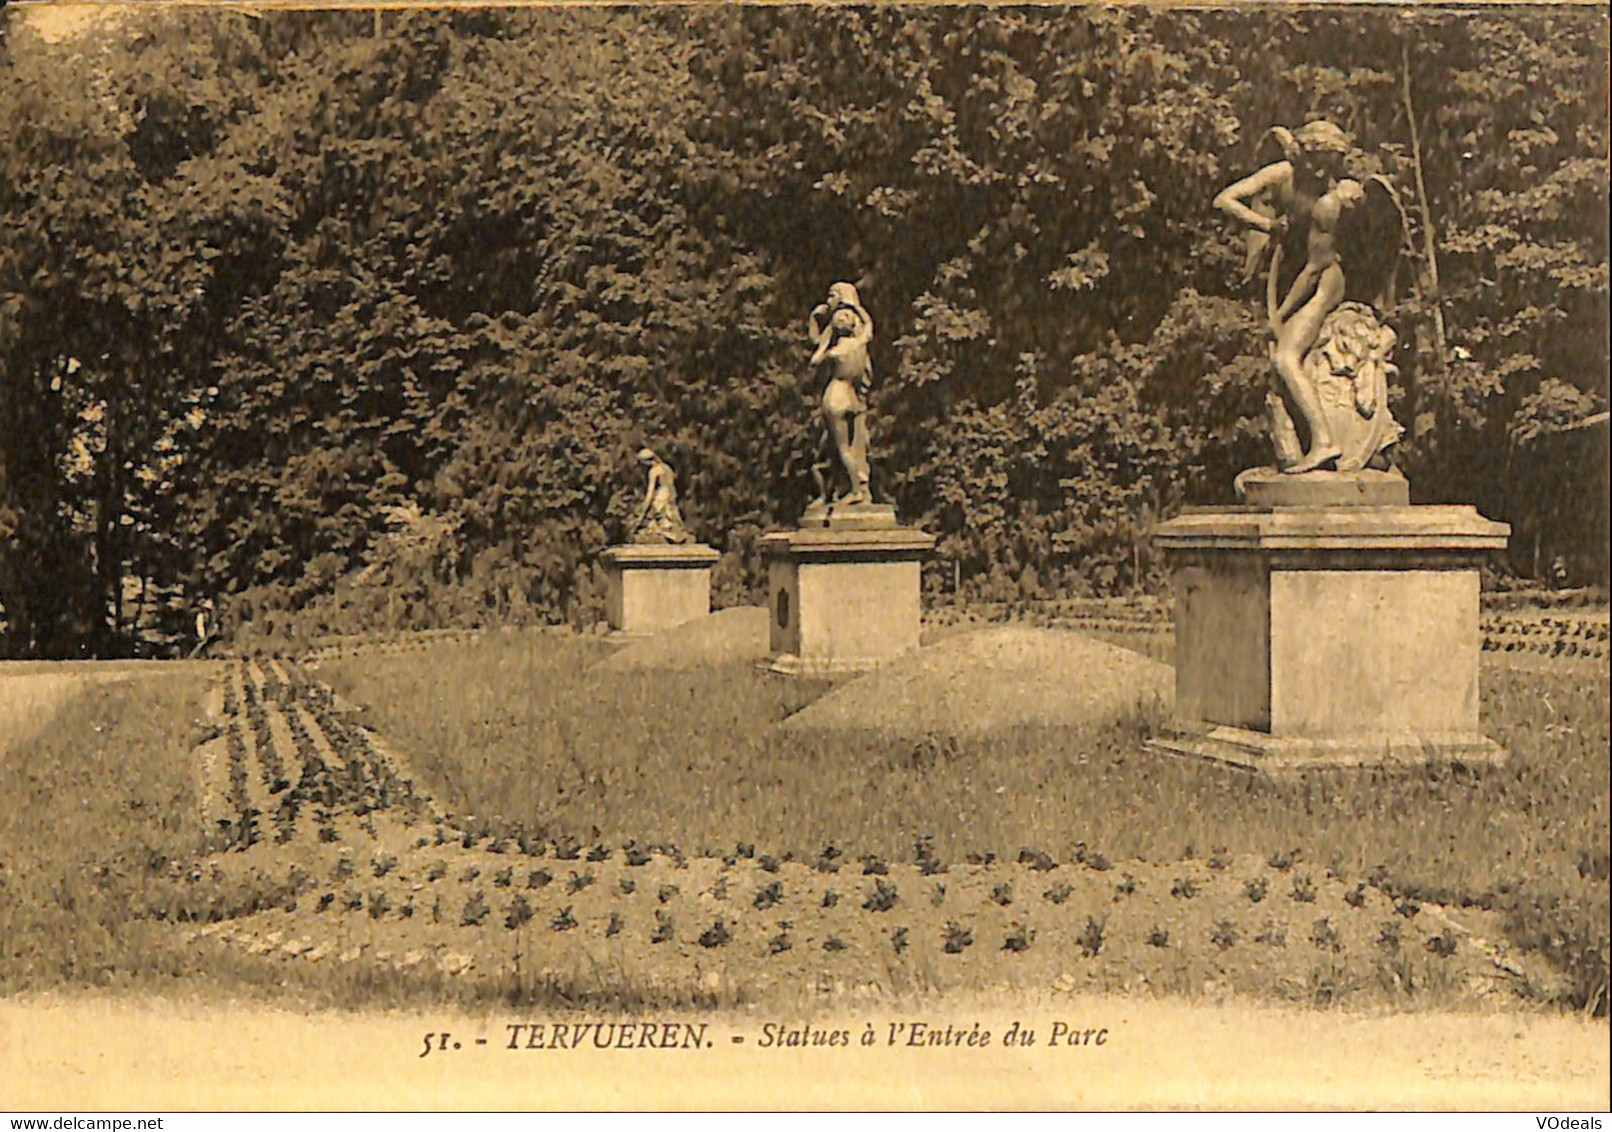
[
  {"x1": 600, "y1": 544, "x2": 719, "y2": 637},
  {"x1": 763, "y1": 507, "x2": 934, "y2": 676},
  {"x1": 1150, "y1": 483, "x2": 1510, "y2": 772}
]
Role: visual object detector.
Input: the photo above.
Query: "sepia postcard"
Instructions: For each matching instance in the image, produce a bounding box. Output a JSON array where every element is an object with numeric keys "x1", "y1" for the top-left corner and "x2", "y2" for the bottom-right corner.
[{"x1": 0, "y1": 0, "x2": 1607, "y2": 1114}]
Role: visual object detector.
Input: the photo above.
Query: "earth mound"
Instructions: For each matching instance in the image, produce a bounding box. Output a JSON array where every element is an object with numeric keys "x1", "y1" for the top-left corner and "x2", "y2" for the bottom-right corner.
[
  {"x1": 596, "y1": 606, "x2": 770, "y2": 672},
  {"x1": 775, "y1": 625, "x2": 1172, "y2": 738}
]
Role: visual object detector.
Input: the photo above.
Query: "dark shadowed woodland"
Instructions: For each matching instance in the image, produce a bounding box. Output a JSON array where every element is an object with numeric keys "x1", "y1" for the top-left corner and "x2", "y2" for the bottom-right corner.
[{"x1": 0, "y1": 5, "x2": 1606, "y2": 657}]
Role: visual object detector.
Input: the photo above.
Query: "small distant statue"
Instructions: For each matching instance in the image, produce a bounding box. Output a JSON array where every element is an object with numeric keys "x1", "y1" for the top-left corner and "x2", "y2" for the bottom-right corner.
[
  {"x1": 627, "y1": 447, "x2": 693, "y2": 545},
  {"x1": 1214, "y1": 120, "x2": 1406, "y2": 473},
  {"x1": 807, "y1": 281, "x2": 874, "y2": 508},
  {"x1": 188, "y1": 599, "x2": 215, "y2": 659}
]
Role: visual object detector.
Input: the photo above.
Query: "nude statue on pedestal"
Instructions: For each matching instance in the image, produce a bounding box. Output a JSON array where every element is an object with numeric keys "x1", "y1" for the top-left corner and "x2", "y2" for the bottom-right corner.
[
  {"x1": 1214, "y1": 120, "x2": 1406, "y2": 474},
  {"x1": 807, "y1": 282, "x2": 874, "y2": 508}
]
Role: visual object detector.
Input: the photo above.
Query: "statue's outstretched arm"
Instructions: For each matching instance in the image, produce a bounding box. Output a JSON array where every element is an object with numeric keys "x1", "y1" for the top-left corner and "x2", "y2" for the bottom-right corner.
[
  {"x1": 809, "y1": 304, "x2": 832, "y2": 341},
  {"x1": 1241, "y1": 198, "x2": 1279, "y2": 283},
  {"x1": 1214, "y1": 161, "x2": 1293, "y2": 232},
  {"x1": 629, "y1": 471, "x2": 656, "y2": 529}
]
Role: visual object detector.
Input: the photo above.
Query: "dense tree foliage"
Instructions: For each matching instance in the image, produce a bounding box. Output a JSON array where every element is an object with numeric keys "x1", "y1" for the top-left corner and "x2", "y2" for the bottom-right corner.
[{"x1": 1, "y1": 5, "x2": 1606, "y2": 655}]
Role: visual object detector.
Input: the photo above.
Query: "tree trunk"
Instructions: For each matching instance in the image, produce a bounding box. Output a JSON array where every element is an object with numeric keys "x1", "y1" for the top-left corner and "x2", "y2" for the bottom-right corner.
[
  {"x1": 1401, "y1": 37, "x2": 1451, "y2": 379},
  {"x1": 93, "y1": 495, "x2": 114, "y2": 655},
  {"x1": 108, "y1": 375, "x2": 126, "y2": 656}
]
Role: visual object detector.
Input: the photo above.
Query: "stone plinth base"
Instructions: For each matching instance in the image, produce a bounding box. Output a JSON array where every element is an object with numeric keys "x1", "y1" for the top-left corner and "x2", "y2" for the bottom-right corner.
[
  {"x1": 600, "y1": 544, "x2": 720, "y2": 637},
  {"x1": 799, "y1": 500, "x2": 899, "y2": 531},
  {"x1": 1149, "y1": 726, "x2": 1506, "y2": 773},
  {"x1": 1234, "y1": 466, "x2": 1410, "y2": 507},
  {"x1": 763, "y1": 526, "x2": 934, "y2": 676},
  {"x1": 1150, "y1": 503, "x2": 1510, "y2": 773}
]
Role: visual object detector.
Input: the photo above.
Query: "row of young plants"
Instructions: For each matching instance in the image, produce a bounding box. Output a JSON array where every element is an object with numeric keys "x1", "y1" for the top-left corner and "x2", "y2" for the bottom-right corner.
[
  {"x1": 202, "y1": 799, "x2": 1478, "y2": 938},
  {"x1": 205, "y1": 660, "x2": 427, "y2": 851},
  {"x1": 289, "y1": 858, "x2": 1457, "y2": 957},
  {"x1": 173, "y1": 813, "x2": 1509, "y2": 1015},
  {"x1": 1479, "y1": 617, "x2": 1610, "y2": 662}
]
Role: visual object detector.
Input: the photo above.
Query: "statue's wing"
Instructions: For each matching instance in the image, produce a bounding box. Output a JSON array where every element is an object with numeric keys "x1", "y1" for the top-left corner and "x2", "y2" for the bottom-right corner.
[{"x1": 1341, "y1": 175, "x2": 1411, "y2": 309}]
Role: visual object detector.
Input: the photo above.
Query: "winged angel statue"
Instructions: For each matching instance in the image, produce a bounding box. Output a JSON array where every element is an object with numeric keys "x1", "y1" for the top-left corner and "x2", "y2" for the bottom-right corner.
[{"x1": 1214, "y1": 120, "x2": 1411, "y2": 474}]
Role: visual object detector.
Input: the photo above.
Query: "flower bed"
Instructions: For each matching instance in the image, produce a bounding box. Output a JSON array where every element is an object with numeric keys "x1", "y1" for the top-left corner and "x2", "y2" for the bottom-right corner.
[{"x1": 165, "y1": 656, "x2": 1592, "y2": 1013}]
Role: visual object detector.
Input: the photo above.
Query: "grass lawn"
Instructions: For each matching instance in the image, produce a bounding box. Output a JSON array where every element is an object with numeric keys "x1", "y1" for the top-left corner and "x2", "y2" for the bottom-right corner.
[
  {"x1": 320, "y1": 632, "x2": 835, "y2": 849},
  {"x1": 4, "y1": 631, "x2": 1600, "y2": 1013},
  {"x1": 0, "y1": 668, "x2": 215, "y2": 991},
  {"x1": 321, "y1": 628, "x2": 1610, "y2": 1011},
  {"x1": 0, "y1": 664, "x2": 420, "y2": 1007}
]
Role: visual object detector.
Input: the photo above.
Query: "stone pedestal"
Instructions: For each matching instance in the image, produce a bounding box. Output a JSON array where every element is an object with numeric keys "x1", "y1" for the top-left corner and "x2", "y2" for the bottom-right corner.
[
  {"x1": 600, "y1": 544, "x2": 720, "y2": 637},
  {"x1": 763, "y1": 511, "x2": 934, "y2": 676},
  {"x1": 1150, "y1": 492, "x2": 1510, "y2": 772},
  {"x1": 1234, "y1": 465, "x2": 1410, "y2": 508}
]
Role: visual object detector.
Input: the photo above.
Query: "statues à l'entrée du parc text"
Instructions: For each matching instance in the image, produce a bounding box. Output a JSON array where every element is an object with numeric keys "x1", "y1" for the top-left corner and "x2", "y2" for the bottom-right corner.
[
  {"x1": 807, "y1": 281, "x2": 875, "y2": 511},
  {"x1": 1214, "y1": 120, "x2": 1408, "y2": 475},
  {"x1": 627, "y1": 447, "x2": 694, "y2": 545}
]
